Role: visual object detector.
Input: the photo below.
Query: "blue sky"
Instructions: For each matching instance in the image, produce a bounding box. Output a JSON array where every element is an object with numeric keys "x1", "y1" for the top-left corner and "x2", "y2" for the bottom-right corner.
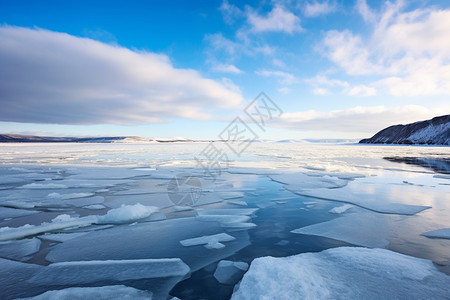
[{"x1": 0, "y1": 0, "x2": 449, "y2": 139}]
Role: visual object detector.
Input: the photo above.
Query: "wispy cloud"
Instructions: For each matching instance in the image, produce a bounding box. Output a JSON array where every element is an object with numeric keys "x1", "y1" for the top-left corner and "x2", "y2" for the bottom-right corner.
[
  {"x1": 256, "y1": 69, "x2": 298, "y2": 85},
  {"x1": 212, "y1": 63, "x2": 243, "y2": 74},
  {"x1": 304, "y1": 0, "x2": 337, "y2": 17},
  {"x1": 0, "y1": 26, "x2": 243, "y2": 125},
  {"x1": 247, "y1": 5, "x2": 302, "y2": 34}
]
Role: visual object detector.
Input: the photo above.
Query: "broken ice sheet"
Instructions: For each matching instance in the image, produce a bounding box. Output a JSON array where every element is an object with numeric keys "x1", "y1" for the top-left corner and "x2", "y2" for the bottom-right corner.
[
  {"x1": 232, "y1": 247, "x2": 450, "y2": 299},
  {"x1": 0, "y1": 207, "x2": 39, "y2": 219},
  {"x1": 46, "y1": 217, "x2": 250, "y2": 273},
  {"x1": 270, "y1": 172, "x2": 349, "y2": 189},
  {"x1": 0, "y1": 204, "x2": 158, "y2": 241},
  {"x1": 285, "y1": 184, "x2": 431, "y2": 215}
]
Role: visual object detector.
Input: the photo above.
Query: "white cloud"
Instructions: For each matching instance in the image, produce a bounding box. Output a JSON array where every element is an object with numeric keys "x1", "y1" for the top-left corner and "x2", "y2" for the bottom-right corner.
[
  {"x1": 304, "y1": 1, "x2": 337, "y2": 17},
  {"x1": 220, "y1": 0, "x2": 243, "y2": 24},
  {"x1": 322, "y1": 1, "x2": 450, "y2": 96},
  {"x1": 276, "y1": 105, "x2": 441, "y2": 133},
  {"x1": 347, "y1": 85, "x2": 377, "y2": 96},
  {"x1": 247, "y1": 5, "x2": 302, "y2": 33},
  {"x1": 256, "y1": 70, "x2": 298, "y2": 85},
  {"x1": 277, "y1": 87, "x2": 290, "y2": 94},
  {"x1": 355, "y1": 0, "x2": 377, "y2": 23},
  {"x1": 313, "y1": 88, "x2": 330, "y2": 95},
  {"x1": 212, "y1": 63, "x2": 243, "y2": 74},
  {"x1": 0, "y1": 26, "x2": 243, "y2": 125}
]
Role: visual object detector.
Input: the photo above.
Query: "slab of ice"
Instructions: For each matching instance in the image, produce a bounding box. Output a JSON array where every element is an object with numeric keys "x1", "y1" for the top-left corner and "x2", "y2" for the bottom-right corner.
[
  {"x1": 0, "y1": 238, "x2": 41, "y2": 261},
  {"x1": 180, "y1": 233, "x2": 235, "y2": 249},
  {"x1": 0, "y1": 258, "x2": 41, "y2": 299},
  {"x1": 197, "y1": 208, "x2": 258, "y2": 216},
  {"x1": 291, "y1": 213, "x2": 391, "y2": 248},
  {"x1": 214, "y1": 260, "x2": 249, "y2": 285},
  {"x1": 0, "y1": 207, "x2": 39, "y2": 219},
  {"x1": 227, "y1": 200, "x2": 248, "y2": 206},
  {"x1": 22, "y1": 285, "x2": 153, "y2": 300},
  {"x1": 83, "y1": 204, "x2": 106, "y2": 210},
  {"x1": 105, "y1": 193, "x2": 173, "y2": 209},
  {"x1": 270, "y1": 173, "x2": 348, "y2": 189},
  {"x1": 329, "y1": 204, "x2": 353, "y2": 214},
  {"x1": 20, "y1": 183, "x2": 68, "y2": 189},
  {"x1": 0, "y1": 204, "x2": 158, "y2": 241},
  {"x1": 39, "y1": 232, "x2": 90, "y2": 242},
  {"x1": 422, "y1": 228, "x2": 450, "y2": 240},
  {"x1": 96, "y1": 204, "x2": 158, "y2": 224},
  {"x1": 232, "y1": 247, "x2": 450, "y2": 299},
  {"x1": 285, "y1": 186, "x2": 430, "y2": 215},
  {"x1": 172, "y1": 206, "x2": 194, "y2": 212},
  {"x1": 64, "y1": 196, "x2": 105, "y2": 207},
  {"x1": 47, "y1": 192, "x2": 94, "y2": 200},
  {"x1": 28, "y1": 258, "x2": 190, "y2": 285}
]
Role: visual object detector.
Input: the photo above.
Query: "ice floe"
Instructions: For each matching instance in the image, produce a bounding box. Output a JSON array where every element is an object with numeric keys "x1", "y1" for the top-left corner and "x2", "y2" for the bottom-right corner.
[
  {"x1": 213, "y1": 260, "x2": 248, "y2": 285},
  {"x1": 22, "y1": 285, "x2": 153, "y2": 300},
  {"x1": 270, "y1": 172, "x2": 348, "y2": 189},
  {"x1": 0, "y1": 238, "x2": 41, "y2": 261},
  {"x1": 422, "y1": 228, "x2": 450, "y2": 240},
  {"x1": 180, "y1": 233, "x2": 236, "y2": 249},
  {"x1": 329, "y1": 204, "x2": 353, "y2": 214},
  {"x1": 291, "y1": 213, "x2": 391, "y2": 248},
  {"x1": 285, "y1": 186, "x2": 430, "y2": 215},
  {"x1": 232, "y1": 247, "x2": 450, "y2": 299}
]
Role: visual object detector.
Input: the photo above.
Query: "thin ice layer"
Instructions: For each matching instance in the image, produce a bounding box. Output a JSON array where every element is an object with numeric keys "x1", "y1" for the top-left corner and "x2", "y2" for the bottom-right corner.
[
  {"x1": 232, "y1": 247, "x2": 450, "y2": 299},
  {"x1": 422, "y1": 228, "x2": 450, "y2": 240},
  {"x1": 291, "y1": 213, "x2": 391, "y2": 248}
]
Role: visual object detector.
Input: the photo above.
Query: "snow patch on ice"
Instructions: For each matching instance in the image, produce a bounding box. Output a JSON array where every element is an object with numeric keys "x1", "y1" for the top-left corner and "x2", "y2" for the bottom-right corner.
[
  {"x1": 329, "y1": 204, "x2": 353, "y2": 214},
  {"x1": 232, "y1": 247, "x2": 450, "y2": 299},
  {"x1": 180, "y1": 233, "x2": 235, "y2": 249}
]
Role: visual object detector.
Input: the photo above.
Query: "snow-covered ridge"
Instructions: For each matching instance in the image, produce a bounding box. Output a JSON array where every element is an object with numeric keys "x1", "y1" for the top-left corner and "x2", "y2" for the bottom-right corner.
[{"x1": 360, "y1": 114, "x2": 450, "y2": 145}]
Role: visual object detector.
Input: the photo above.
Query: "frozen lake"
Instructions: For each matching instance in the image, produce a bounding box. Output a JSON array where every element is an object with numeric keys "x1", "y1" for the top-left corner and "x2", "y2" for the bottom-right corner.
[{"x1": 0, "y1": 142, "x2": 449, "y2": 299}]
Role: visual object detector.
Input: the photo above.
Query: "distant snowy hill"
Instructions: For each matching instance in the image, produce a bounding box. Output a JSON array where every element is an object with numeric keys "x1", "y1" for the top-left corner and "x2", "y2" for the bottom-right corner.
[{"x1": 360, "y1": 115, "x2": 450, "y2": 145}]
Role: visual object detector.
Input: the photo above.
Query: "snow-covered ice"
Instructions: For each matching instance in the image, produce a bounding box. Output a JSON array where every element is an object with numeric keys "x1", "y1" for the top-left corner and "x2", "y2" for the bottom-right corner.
[{"x1": 232, "y1": 247, "x2": 450, "y2": 299}]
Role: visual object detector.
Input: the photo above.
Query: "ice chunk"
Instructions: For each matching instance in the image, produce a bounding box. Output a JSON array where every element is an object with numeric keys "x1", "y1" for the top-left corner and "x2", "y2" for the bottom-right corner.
[
  {"x1": 214, "y1": 260, "x2": 249, "y2": 285},
  {"x1": 20, "y1": 183, "x2": 67, "y2": 189},
  {"x1": 83, "y1": 204, "x2": 106, "y2": 210},
  {"x1": 28, "y1": 258, "x2": 190, "y2": 285},
  {"x1": 422, "y1": 228, "x2": 450, "y2": 240},
  {"x1": 0, "y1": 207, "x2": 38, "y2": 219},
  {"x1": 97, "y1": 203, "x2": 158, "y2": 224},
  {"x1": 329, "y1": 204, "x2": 353, "y2": 214},
  {"x1": 47, "y1": 192, "x2": 94, "y2": 200},
  {"x1": 232, "y1": 247, "x2": 450, "y2": 299},
  {"x1": 64, "y1": 196, "x2": 105, "y2": 207},
  {"x1": 270, "y1": 172, "x2": 348, "y2": 189},
  {"x1": 172, "y1": 206, "x2": 194, "y2": 212},
  {"x1": 286, "y1": 186, "x2": 430, "y2": 215},
  {"x1": 22, "y1": 285, "x2": 153, "y2": 300},
  {"x1": 197, "y1": 208, "x2": 258, "y2": 216},
  {"x1": 0, "y1": 238, "x2": 41, "y2": 261},
  {"x1": 227, "y1": 200, "x2": 248, "y2": 206},
  {"x1": 180, "y1": 233, "x2": 235, "y2": 249},
  {"x1": 291, "y1": 213, "x2": 391, "y2": 248}
]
